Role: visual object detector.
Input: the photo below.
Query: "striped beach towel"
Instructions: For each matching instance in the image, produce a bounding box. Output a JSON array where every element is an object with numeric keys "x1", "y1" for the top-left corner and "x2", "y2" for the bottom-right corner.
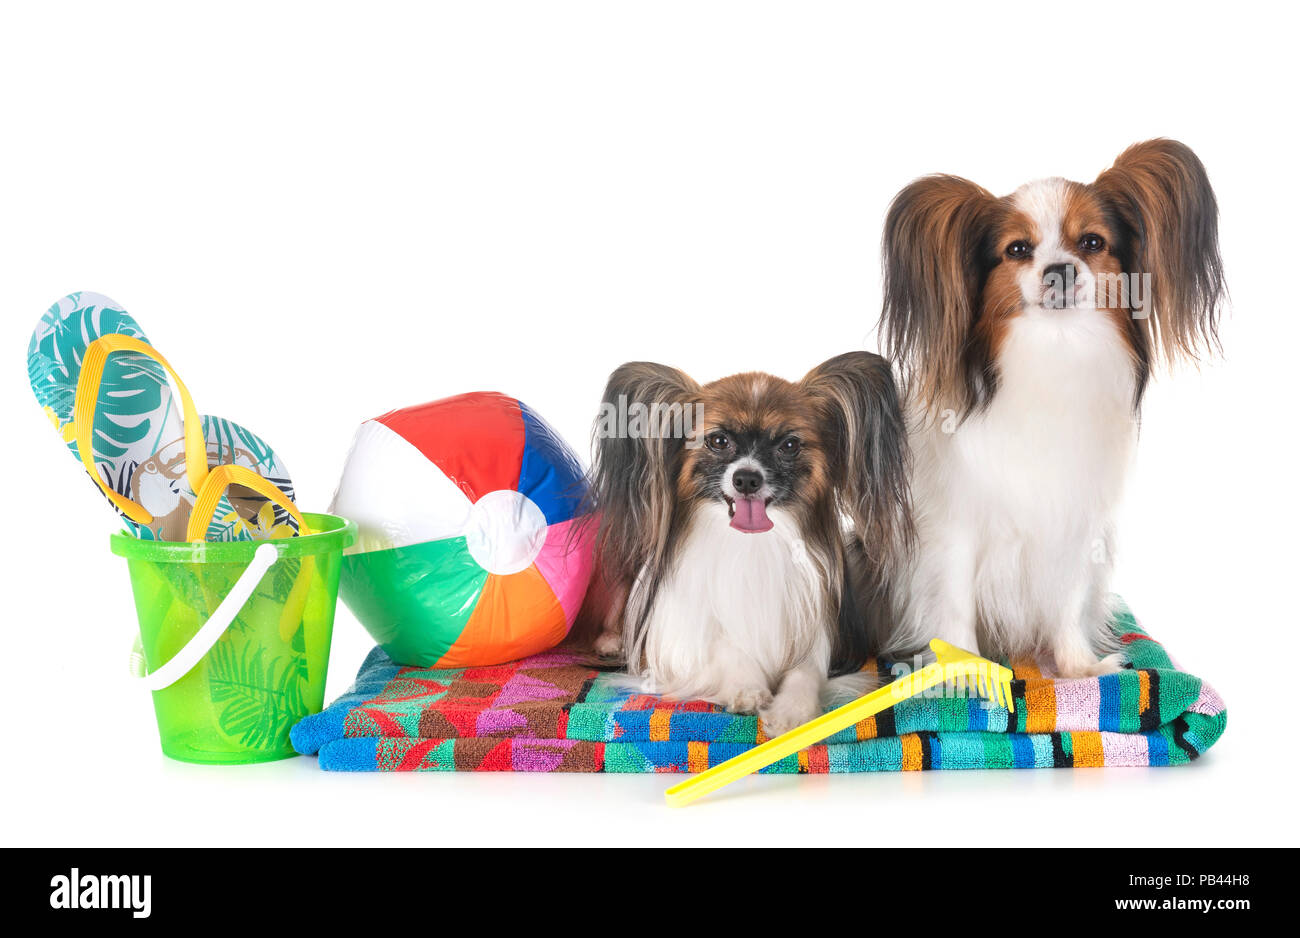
[{"x1": 291, "y1": 603, "x2": 1226, "y2": 772}]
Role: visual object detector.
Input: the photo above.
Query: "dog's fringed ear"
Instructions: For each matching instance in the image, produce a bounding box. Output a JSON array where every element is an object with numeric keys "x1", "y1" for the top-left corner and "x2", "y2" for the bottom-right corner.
[
  {"x1": 1094, "y1": 139, "x2": 1226, "y2": 366},
  {"x1": 587, "y1": 361, "x2": 702, "y2": 587},
  {"x1": 878, "y1": 174, "x2": 1001, "y2": 413},
  {"x1": 801, "y1": 352, "x2": 912, "y2": 565}
]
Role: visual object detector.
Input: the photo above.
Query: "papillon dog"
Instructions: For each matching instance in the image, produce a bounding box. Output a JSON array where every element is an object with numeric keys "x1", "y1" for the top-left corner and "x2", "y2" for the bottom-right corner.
[
  {"x1": 877, "y1": 138, "x2": 1225, "y2": 676},
  {"x1": 579, "y1": 353, "x2": 910, "y2": 734}
]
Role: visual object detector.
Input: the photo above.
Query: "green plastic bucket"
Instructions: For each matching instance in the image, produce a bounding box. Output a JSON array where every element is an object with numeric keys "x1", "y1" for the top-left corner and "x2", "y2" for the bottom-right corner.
[{"x1": 111, "y1": 513, "x2": 356, "y2": 764}]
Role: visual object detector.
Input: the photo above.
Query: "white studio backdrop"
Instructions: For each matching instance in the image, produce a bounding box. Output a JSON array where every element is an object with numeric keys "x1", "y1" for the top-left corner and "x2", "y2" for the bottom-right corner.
[{"x1": 2, "y1": 1, "x2": 1296, "y2": 846}]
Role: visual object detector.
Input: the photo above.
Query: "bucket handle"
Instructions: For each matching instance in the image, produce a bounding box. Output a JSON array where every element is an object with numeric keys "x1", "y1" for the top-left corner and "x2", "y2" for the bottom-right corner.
[{"x1": 129, "y1": 543, "x2": 280, "y2": 691}]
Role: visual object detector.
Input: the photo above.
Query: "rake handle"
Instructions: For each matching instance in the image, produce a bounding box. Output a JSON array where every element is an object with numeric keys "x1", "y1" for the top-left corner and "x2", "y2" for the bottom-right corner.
[{"x1": 663, "y1": 664, "x2": 955, "y2": 807}]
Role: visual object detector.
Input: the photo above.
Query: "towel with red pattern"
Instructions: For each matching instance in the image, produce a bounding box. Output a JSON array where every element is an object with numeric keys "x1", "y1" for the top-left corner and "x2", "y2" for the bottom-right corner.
[{"x1": 290, "y1": 603, "x2": 1226, "y2": 772}]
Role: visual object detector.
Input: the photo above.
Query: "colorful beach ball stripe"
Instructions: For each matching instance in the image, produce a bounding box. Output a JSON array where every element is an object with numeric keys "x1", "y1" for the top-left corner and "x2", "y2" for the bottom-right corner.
[{"x1": 332, "y1": 392, "x2": 593, "y2": 668}]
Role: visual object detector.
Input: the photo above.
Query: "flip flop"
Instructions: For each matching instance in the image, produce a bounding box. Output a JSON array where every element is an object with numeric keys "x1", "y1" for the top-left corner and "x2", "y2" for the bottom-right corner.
[{"x1": 28, "y1": 291, "x2": 298, "y2": 541}]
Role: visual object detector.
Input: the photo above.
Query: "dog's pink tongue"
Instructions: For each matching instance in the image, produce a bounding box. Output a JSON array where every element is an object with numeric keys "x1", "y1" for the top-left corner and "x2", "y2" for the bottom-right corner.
[{"x1": 730, "y1": 496, "x2": 774, "y2": 533}]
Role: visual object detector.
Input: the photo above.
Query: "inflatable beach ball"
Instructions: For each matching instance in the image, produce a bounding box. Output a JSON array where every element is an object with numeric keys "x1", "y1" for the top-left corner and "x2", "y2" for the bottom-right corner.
[{"x1": 330, "y1": 392, "x2": 594, "y2": 667}]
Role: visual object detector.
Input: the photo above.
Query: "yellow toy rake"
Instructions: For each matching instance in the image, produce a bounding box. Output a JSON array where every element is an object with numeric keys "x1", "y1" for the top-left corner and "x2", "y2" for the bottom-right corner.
[{"x1": 664, "y1": 639, "x2": 1015, "y2": 807}]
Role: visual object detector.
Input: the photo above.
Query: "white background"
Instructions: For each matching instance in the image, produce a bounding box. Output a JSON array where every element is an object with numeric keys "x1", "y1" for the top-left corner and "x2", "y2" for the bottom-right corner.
[{"x1": 2, "y1": 2, "x2": 1296, "y2": 847}]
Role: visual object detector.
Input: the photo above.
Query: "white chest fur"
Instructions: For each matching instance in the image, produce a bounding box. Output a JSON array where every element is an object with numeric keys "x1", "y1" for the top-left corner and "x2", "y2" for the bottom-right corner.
[
  {"x1": 896, "y1": 308, "x2": 1139, "y2": 656},
  {"x1": 629, "y1": 503, "x2": 830, "y2": 702}
]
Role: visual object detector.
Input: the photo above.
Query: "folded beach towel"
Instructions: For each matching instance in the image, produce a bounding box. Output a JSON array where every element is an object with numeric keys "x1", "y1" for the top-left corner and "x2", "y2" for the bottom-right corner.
[{"x1": 292, "y1": 602, "x2": 1226, "y2": 772}]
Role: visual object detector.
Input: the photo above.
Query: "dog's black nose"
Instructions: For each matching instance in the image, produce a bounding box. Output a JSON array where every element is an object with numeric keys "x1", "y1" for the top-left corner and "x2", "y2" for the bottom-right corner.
[
  {"x1": 1041, "y1": 263, "x2": 1076, "y2": 309},
  {"x1": 732, "y1": 468, "x2": 764, "y2": 495},
  {"x1": 1042, "y1": 263, "x2": 1076, "y2": 287}
]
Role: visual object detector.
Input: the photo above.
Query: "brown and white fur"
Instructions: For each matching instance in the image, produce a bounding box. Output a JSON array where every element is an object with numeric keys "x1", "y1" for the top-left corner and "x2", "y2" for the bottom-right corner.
[
  {"x1": 577, "y1": 353, "x2": 910, "y2": 734},
  {"x1": 878, "y1": 139, "x2": 1225, "y2": 676}
]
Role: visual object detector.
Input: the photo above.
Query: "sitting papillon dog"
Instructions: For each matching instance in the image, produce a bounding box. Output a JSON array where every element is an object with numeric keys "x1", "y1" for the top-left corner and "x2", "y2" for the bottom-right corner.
[
  {"x1": 579, "y1": 353, "x2": 910, "y2": 734},
  {"x1": 877, "y1": 139, "x2": 1225, "y2": 676}
]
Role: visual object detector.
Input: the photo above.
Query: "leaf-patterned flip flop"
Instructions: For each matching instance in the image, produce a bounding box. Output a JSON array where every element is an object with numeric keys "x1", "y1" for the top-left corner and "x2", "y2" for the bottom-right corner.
[{"x1": 28, "y1": 291, "x2": 298, "y2": 541}]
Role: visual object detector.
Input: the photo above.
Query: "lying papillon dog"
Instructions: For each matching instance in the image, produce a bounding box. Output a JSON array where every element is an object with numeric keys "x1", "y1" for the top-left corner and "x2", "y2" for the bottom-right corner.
[
  {"x1": 578, "y1": 353, "x2": 910, "y2": 735},
  {"x1": 877, "y1": 139, "x2": 1225, "y2": 676}
]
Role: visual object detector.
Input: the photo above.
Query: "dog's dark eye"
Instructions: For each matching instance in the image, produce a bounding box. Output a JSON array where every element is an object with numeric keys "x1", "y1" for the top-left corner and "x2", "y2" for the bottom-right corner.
[
  {"x1": 705, "y1": 431, "x2": 731, "y2": 453},
  {"x1": 1006, "y1": 240, "x2": 1032, "y2": 259},
  {"x1": 778, "y1": 437, "x2": 801, "y2": 457},
  {"x1": 1079, "y1": 233, "x2": 1105, "y2": 253}
]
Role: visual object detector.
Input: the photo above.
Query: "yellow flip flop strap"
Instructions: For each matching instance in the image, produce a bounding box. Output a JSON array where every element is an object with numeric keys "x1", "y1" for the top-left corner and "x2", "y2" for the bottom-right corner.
[
  {"x1": 186, "y1": 464, "x2": 311, "y2": 542},
  {"x1": 73, "y1": 334, "x2": 209, "y2": 526}
]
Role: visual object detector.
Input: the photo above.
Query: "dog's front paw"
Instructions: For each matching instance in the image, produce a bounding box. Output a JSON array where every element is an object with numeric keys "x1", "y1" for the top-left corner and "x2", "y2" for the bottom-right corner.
[
  {"x1": 592, "y1": 629, "x2": 623, "y2": 659},
  {"x1": 723, "y1": 687, "x2": 773, "y2": 714},
  {"x1": 1055, "y1": 651, "x2": 1126, "y2": 678},
  {"x1": 1081, "y1": 652, "x2": 1126, "y2": 676},
  {"x1": 759, "y1": 693, "x2": 819, "y2": 737}
]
